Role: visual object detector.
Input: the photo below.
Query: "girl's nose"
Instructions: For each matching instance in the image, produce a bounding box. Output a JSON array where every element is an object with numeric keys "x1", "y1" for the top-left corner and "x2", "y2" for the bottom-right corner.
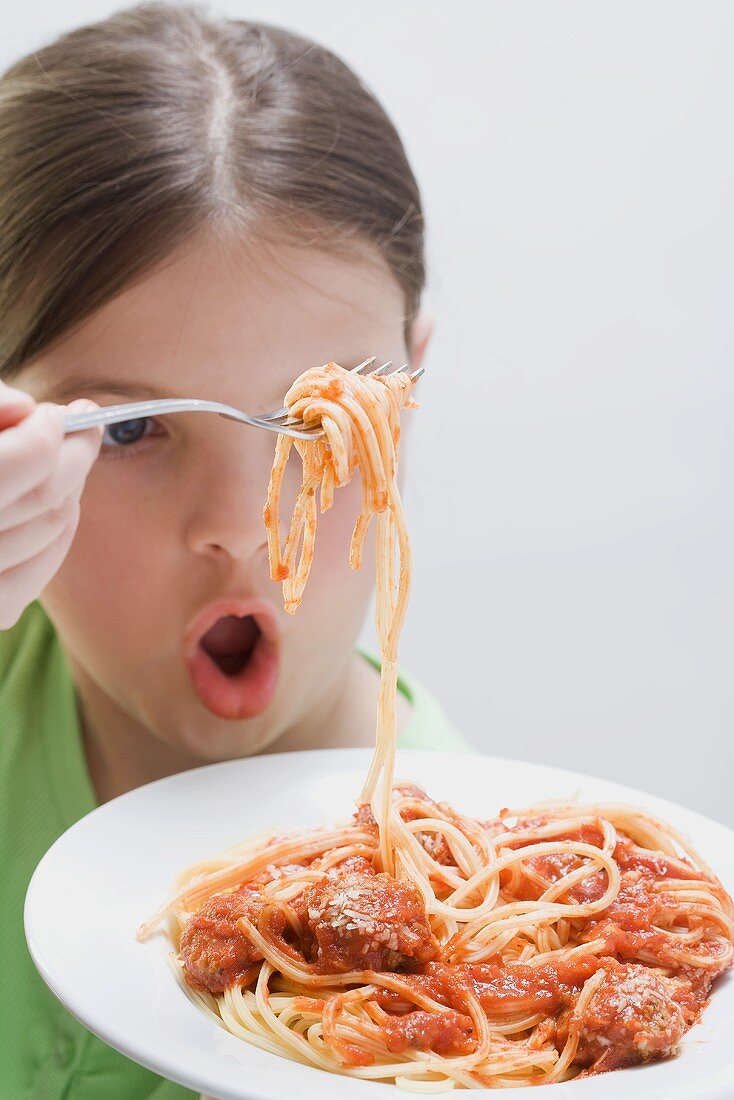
[{"x1": 183, "y1": 436, "x2": 273, "y2": 565}]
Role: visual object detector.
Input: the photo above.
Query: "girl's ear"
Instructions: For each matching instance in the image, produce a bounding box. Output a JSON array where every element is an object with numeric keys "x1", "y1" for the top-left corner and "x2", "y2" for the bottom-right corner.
[{"x1": 408, "y1": 311, "x2": 433, "y2": 369}]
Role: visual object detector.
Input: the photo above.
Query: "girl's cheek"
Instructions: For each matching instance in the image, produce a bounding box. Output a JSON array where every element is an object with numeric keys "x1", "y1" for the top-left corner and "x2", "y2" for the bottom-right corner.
[
  {"x1": 299, "y1": 482, "x2": 376, "y2": 621},
  {"x1": 313, "y1": 479, "x2": 365, "y2": 562},
  {"x1": 50, "y1": 483, "x2": 164, "y2": 611}
]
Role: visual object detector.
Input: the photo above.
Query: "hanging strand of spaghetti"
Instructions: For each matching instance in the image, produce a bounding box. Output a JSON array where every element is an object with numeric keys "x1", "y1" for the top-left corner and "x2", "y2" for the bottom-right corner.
[{"x1": 263, "y1": 361, "x2": 417, "y2": 872}]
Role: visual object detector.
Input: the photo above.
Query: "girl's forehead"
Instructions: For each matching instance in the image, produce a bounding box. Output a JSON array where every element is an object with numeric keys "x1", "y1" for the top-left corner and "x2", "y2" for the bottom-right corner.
[{"x1": 20, "y1": 234, "x2": 407, "y2": 404}]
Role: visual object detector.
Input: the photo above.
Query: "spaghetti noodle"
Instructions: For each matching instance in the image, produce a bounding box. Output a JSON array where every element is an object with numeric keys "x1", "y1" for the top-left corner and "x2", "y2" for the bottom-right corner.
[{"x1": 139, "y1": 361, "x2": 734, "y2": 1089}]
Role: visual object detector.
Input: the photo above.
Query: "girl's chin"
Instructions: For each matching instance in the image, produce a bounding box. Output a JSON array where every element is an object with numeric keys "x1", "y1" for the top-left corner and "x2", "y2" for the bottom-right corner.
[{"x1": 159, "y1": 712, "x2": 278, "y2": 764}]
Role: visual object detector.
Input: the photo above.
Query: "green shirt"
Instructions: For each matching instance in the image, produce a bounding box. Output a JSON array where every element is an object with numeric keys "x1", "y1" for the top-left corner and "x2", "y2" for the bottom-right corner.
[{"x1": 0, "y1": 603, "x2": 470, "y2": 1100}]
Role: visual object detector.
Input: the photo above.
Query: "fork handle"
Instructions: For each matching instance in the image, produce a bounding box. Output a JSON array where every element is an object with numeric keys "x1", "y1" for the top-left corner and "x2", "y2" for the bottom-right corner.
[
  {"x1": 61, "y1": 396, "x2": 321, "y2": 441},
  {"x1": 66, "y1": 399, "x2": 175, "y2": 434},
  {"x1": 62, "y1": 398, "x2": 247, "y2": 434}
]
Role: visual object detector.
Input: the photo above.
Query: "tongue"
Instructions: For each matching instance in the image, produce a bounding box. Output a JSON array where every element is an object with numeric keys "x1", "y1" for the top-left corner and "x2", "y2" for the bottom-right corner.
[{"x1": 199, "y1": 615, "x2": 260, "y2": 676}]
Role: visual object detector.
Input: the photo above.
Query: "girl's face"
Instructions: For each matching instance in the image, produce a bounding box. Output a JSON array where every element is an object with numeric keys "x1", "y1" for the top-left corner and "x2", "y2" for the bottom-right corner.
[{"x1": 18, "y1": 232, "x2": 421, "y2": 764}]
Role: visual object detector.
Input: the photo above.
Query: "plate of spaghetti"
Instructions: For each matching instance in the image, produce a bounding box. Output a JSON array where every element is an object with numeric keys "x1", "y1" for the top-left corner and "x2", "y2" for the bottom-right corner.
[{"x1": 26, "y1": 361, "x2": 734, "y2": 1098}]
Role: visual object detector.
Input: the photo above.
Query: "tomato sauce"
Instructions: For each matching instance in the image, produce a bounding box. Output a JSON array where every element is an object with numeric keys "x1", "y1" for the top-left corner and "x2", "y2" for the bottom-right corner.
[
  {"x1": 379, "y1": 1007, "x2": 473, "y2": 1055},
  {"x1": 372, "y1": 957, "x2": 600, "y2": 1017}
]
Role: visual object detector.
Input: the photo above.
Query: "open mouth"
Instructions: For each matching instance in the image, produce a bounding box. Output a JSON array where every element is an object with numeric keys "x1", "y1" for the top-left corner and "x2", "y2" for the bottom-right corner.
[
  {"x1": 184, "y1": 601, "x2": 280, "y2": 721},
  {"x1": 199, "y1": 615, "x2": 261, "y2": 677}
]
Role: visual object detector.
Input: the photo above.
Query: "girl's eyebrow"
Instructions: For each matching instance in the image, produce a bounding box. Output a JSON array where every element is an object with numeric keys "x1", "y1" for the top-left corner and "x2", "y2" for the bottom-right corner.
[{"x1": 40, "y1": 377, "x2": 169, "y2": 403}]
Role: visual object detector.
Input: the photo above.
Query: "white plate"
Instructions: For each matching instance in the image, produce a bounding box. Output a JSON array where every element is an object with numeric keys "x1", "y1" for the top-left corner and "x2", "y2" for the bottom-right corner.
[{"x1": 25, "y1": 748, "x2": 734, "y2": 1100}]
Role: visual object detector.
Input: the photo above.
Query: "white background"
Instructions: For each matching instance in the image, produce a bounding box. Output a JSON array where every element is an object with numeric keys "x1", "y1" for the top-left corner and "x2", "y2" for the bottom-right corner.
[{"x1": 3, "y1": 3, "x2": 732, "y2": 824}]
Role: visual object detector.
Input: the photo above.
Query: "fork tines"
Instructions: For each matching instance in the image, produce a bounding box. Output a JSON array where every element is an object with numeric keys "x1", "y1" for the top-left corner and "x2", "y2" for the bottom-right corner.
[{"x1": 266, "y1": 359, "x2": 424, "y2": 433}]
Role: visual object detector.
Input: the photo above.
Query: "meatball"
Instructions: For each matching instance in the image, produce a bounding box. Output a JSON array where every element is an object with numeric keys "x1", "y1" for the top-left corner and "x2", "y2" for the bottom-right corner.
[
  {"x1": 179, "y1": 889, "x2": 263, "y2": 994},
  {"x1": 575, "y1": 962, "x2": 687, "y2": 1071},
  {"x1": 302, "y1": 865, "x2": 439, "y2": 973}
]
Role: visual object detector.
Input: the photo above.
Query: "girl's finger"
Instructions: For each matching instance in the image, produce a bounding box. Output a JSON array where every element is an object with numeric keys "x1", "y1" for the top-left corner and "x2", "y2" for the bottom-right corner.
[
  {"x1": 0, "y1": 511, "x2": 78, "y2": 629},
  {"x1": 0, "y1": 403, "x2": 65, "y2": 511},
  {"x1": 0, "y1": 416, "x2": 101, "y2": 530},
  {"x1": 0, "y1": 379, "x2": 35, "y2": 430},
  {"x1": 0, "y1": 495, "x2": 79, "y2": 571}
]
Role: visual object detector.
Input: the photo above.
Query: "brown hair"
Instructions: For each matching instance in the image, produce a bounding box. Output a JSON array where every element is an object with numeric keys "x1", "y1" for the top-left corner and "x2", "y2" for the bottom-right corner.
[{"x1": 0, "y1": 3, "x2": 424, "y2": 378}]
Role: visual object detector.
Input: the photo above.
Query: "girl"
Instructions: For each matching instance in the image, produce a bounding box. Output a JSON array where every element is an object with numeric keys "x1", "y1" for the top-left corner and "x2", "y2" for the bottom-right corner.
[{"x1": 0, "y1": 4, "x2": 468, "y2": 1098}]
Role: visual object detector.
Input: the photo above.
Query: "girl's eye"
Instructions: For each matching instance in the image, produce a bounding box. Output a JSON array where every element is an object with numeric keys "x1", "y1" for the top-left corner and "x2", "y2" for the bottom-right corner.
[{"x1": 101, "y1": 417, "x2": 157, "y2": 448}]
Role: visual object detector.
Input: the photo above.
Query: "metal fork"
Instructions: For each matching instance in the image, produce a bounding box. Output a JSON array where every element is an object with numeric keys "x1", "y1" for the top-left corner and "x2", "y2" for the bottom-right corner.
[{"x1": 62, "y1": 358, "x2": 424, "y2": 442}]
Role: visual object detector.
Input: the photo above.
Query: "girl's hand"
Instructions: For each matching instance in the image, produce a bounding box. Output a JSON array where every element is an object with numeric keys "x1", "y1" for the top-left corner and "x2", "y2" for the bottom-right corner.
[{"x1": 0, "y1": 380, "x2": 102, "y2": 629}]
